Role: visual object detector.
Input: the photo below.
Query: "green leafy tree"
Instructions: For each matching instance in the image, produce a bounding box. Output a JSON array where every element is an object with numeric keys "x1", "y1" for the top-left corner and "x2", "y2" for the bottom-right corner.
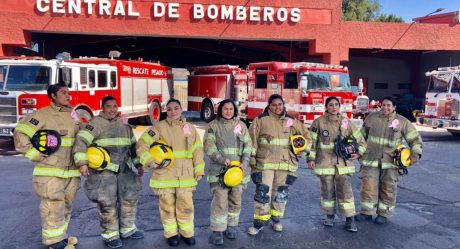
[{"x1": 342, "y1": 0, "x2": 404, "y2": 22}]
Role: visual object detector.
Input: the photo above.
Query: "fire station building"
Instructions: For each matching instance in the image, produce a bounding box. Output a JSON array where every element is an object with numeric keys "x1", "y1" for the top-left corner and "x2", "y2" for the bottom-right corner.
[{"x1": 1, "y1": 0, "x2": 460, "y2": 107}]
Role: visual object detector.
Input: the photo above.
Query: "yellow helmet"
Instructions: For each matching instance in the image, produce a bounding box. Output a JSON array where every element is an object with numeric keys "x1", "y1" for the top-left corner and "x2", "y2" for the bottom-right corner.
[
  {"x1": 149, "y1": 140, "x2": 174, "y2": 169},
  {"x1": 87, "y1": 145, "x2": 110, "y2": 170},
  {"x1": 394, "y1": 145, "x2": 412, "y2": 175},
  {"x1": 290, "y1": 135, "x2": 307, "y2": 155},
  {"x1": 220, "y1": 161, "x2": 243, "y2": 188}
]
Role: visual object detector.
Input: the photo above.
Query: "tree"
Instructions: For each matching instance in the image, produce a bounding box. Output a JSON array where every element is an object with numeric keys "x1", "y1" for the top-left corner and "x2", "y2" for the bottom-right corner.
[{"x1": 342, "y1": 0, "x2": 404, "y2": 23}]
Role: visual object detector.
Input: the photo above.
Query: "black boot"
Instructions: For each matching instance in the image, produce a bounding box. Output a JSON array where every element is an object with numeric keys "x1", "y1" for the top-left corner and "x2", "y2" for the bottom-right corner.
[
  {"x1": 166, "y1": 235, "x2": 180, "y2": 247},
  {"x1": 182, "y1": 236, "x2": 196, "y2": 246},
  {"x1": 48, "y1": 240, "x2": 68, "y2": 249},
  {"x1": 225, "y1": 226, "x2": 238, "y2": 239},
  {"x1": 374, "y1": 215, "x2": 387, "y2": 224},
  {"x1": 323, "y1": 215, "x2": 335, "y2": 227},
  {"x1": 355, "y1": 213, "x2": 373, "y2": 222},
  {"x1": 210, "y1": 231, "x2": 224, "y2": 246},
  {"x1": 345, "y1": 217, "x2": 358, "y2": 232},
  {"x1": 105, "y1": 238, "x2": 123, "y2": 249}
]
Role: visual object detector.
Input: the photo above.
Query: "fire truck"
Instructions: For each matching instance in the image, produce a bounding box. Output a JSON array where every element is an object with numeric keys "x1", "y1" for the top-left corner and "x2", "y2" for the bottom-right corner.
[
  {"x1": 0, "y1": 54, "x2": 173, "y2": 137},
  {"x1": 188, "y1": 61, "x2": 357, "y2": 124},
  {"x1": 417, "y1": 65, "x2": 460, "y2": 135}
]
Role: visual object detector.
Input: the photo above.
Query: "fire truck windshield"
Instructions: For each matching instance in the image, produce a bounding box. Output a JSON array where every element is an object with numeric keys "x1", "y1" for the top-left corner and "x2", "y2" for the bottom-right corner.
[
  {"x1": 302, "y1": 71, "x2": 351, "y2": 91},
  {"x1": 0, "y1": 65, "x2": 51, "y2": 91},
  {"x1": 427, "y1": 73, "x2": 451, "y2": 93}
]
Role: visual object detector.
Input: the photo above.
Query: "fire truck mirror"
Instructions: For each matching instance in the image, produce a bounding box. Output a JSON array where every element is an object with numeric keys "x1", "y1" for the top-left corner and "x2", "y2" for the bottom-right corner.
[
  {"x1": 271, "y1": 83, "x2": 278, "y2": 89},
  {"x1": 62, "y1": 67, "x2": 71, "y2": 86},
  {"x1": 300, "y1": 76, "x2": 308, "y2": 90}
]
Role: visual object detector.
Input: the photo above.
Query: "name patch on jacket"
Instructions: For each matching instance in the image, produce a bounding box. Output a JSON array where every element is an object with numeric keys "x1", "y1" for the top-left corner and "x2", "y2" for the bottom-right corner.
[
  {"x1": 148, "y1": 130, "x2": 156, "y2": 137},
  {"x1": 85, "y1": 125, "x2": 94, "y2": 131},
  {"x1": 29, "y1": 118, "x2": 39, "y2": 126},
  {"x1": 322, "y1": 130, "x2": 330, "y2": 145}
]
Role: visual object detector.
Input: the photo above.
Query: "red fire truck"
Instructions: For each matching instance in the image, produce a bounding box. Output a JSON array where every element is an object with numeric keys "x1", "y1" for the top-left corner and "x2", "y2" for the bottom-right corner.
[
  {"x1": 0, "y1": 55, "x2": 173, "y2": 137},
  {"x1": 188, "y1": 61, "x2": 357, "y2": 124},
  {"x1": 417, "y1": 65, "x2": 460, "y2": 135}
]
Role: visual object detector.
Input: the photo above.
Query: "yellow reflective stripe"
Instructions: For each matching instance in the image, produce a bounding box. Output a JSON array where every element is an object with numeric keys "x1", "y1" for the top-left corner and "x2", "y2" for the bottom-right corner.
[
  {"x1": 74, "y1": 152, "x2": 88, "y2": 163},
  {"x1": 321, "y1": 199, "x2": 336, "y2": 208},
  {"x1": 120, "y1": 225, "x2": 137, "y2": 235},
  {"x1": 339, "y1": 202, "x2": 355, "y2": 210},
  {"x1": 228, "y1": 212, "x2": 240, "y2": 219},
  {"x1": 16, "y1": 123, "x2": 37, "y2": 138},
  {"x1": 367, "y1": 135, "x2": 396, "y2": 147},
  {"x1": 206, "y1": 175, "x2": 219, "y2": 183},
  {"x1": 310, "y1": 131, "x2": 318, "y2": 141},
  {"x1": 270, "y1": 209, "x2": 284, "y2": 217},
  {"x1": 221, "y1": 147, "x2": 240, "y2": 155},
  {"x1": 149, "y1": 178, "x2": 197, "y2": 188},
  {"x1": 101, "y1": 230, "x2": 120, "y2": 240},
  {"x1": 25, "y1": 147, "x2": 40, "y2": 160},
  {"x1": 259, "y1": 162, "x2": 294, "y2": 170},
  {"x1": 194, "y1": 162, "x2": 205, "y2": 173},
  {"x1": 361, "y1": 201, "x2": 377, "y2": 210},
  {"x1": 33, "y1": 167, "x2": 81, "y2": 178},
  {"x1": 242, "y1": 175, "x2": 250, "y2": 184},
  {"x1": 94, "y1": 137, "x2": 131, "y2": 147},
  {"x1": 211, "y1": 215, "x2": 228, "y2": 224},
  {"x1": 191, "y1": 140, "x2": 202, "y2": 153},
  {"x1": 178, "y1": 221, "x2": 194, "y2": 232},
  {"x1": 163, "y1": 221, "x2": 178, "y2": 232},
  {"x1": 405, "y1": 130, "x2": 419, "y2": 142},
  {"x1": 251, "y1": 148, "x2": 257, "y2": 156},
  {"x1": 378, "y1": 202, "x2": 395, "y2": 212},
  {"x1": 361, "y1": 160, "x2": 379, "y2": 167},
  {"x1": 206, "y1": 146, "x2": 218, "y2": 155},
  {"x1": 132, "y1": 157, "x2": 140, "y2": 165},
  {"x1": 382, "y1": 162, "x2": 395, "y2": 169},
  {"x1": 173, "y1": 150, "x2": 193, "y2": 158},
  {"x1": 243, "y1": 134, "x2": 251, "y2": 143},
  {"x1": 258, "y1": 138, "x2": 290, "y2": 146},
  {"x1": 308, "y1": 151, "x2": 317, "y2": 161},
  {"x1": 77, "y1": 130, "x2": 95, "y2": 144},
  {"x1": 141, "y1": 132, "x2": 155, "y2": 145},
  {"x1": 242, "y1": 146, "x2": 252, "y2": 155},
  {"x1": 254, "y1": 213, "x2": 271, "y2": 221},
  {"x1": 412, "y1": 144, "x2": 422, "y2": 154},
  {"x1": 318, "y1": 143, "x2": 334, "y2": 149},
  {"x1": 337, "y1": 166, "x2": 355, "y2": 175},
  {"x1": 313, "y1": 168, "x2": 336, "y2": 175},
  {"x1": 106, "y1": 163, "x2": 119, "y2": 172},
  {"x1": 42, "y1": 223, "x2": 68, "y2": 238},
  {"x1": 352, "y1": 130, "x2": 363, "y2": 139},
  {"x1": 140, "y1": 151, "x2": 153, "y2": 166},
  {"x1": 61, "y1": 138, "x2": 75, "y2": 147},
  {"x1": 358, "y1": 145, "x2": 366, "y2": 155}
]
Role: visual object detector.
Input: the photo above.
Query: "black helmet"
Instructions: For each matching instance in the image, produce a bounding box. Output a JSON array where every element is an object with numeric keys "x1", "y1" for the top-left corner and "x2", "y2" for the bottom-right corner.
[
  {"x1": 31, "y1": 130, "x2": 62, "y2": 155},
  {"x1": 334, "y1": 136, "x2": 358, "y2": 159}
]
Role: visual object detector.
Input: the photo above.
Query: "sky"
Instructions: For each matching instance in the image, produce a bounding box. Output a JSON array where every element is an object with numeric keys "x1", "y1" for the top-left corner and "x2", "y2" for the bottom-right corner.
[{"x1": 378, "y1": 0, "x2": 460, "y2": 22}]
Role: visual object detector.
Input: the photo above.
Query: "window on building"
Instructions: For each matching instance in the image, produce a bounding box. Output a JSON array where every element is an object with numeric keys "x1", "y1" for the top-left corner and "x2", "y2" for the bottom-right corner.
[
  {"x1": 398, "y1": 83, "x2": 411, "y2": 90},
  {"x1": 374, "y1": 83, "x2": 388, "y2": 89},
  {"x1": 284, "y1": 72, "x2": 298, "y2": 89}
]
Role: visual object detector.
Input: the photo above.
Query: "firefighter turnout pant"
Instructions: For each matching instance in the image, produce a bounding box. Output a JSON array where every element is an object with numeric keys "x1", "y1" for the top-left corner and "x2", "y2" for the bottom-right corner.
[
  {"x1": 33, "y1": 176, "x2": 80, "y2": 246},
  {"x1": 253, "y1": 169, "x2": 294, "y2": 226},
  {"x1": 84, "y1": 170, "x2": 141, "y2": 241},
  {"x1": 209, "y1": 183, "x2": 244, "y2": 232},
  {"x1": 318, "y1": 173, "x2": 356, "y2": 217},
  {"x1": 153, "y1": 187, "x2": 195, "y2": 238},
  {"x1": 359, "y1": 167, "x2": 401, "y2": 218}
]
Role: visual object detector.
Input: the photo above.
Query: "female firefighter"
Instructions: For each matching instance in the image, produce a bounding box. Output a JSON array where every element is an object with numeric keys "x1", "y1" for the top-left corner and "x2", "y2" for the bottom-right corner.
[
  {"x1": 307, "y1": 96, "x2": 366, "y2": 232},
  {"x1": 72, "y1": 96, "x2": 144, "y2": 249},
  {"x1": 136, "y1": 99, "x2": 205, "y2": 247},
  {"x1": 203, "y1": 99, "x2": 252, "y2": 246},
  {"x1": 13, "y1": 83, "x2": 81, "y2": 249},
  {"x1": 357, "y1": 96, "x2": 423, "y2": 224},
  {"x1": 247, "y1": 94, "x2": 311, "y2": 235}
]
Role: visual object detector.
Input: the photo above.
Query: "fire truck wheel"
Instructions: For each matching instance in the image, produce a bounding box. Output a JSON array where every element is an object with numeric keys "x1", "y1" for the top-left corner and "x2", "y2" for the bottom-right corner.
[
  {"x1": 149, "y1": 101, "x2": 161, "y2": 123},
  {"x1": 201, "y1": 102, "x2": 215, "y2": 123}
]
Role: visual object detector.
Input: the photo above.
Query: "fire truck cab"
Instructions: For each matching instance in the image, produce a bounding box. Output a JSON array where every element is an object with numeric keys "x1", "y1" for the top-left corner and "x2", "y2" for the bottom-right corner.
[
  {"x1": 417, "y1": 65, "x2": 460, "y2": 135},
  {"x1": 188, "y1": 61, "x2": 356, "y2": 125},
  {"x1": 0, "y1": 55, "x2": 173, "y2": 137}
]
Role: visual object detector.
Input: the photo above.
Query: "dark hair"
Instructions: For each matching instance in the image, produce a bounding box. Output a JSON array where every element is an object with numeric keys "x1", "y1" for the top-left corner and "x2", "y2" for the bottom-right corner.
[
  {"x1": 166, "y1": 98, "x2": 182, "y2": 107},
  {"x1": 101, "y1": 96, "x2": 116, "y2": 107},
  {"x1": 47, "y1": 83, "x2": 68, "y2": 99},
  {"x1": 268, "y1": 94, "x2": 284, "y2": 105},
  {"x1": 325, "y1": 96, "x2": 341, "y2": 107},
  {"x1": 381, "y1": 96, "x2": 396, "y2": 106},
  {"x1": 217, "y1": 99, "x2": 237, "y2": 119}
]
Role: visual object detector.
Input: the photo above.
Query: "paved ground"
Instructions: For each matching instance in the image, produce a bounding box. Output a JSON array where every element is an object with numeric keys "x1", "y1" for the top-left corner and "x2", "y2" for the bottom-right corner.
[{"x1": 0, "y1": 121, "x2": 459, "y2": 249}]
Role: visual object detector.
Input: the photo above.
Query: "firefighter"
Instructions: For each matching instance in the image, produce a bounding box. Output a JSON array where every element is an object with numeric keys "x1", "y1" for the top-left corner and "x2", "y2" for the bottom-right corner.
[
  {"x1": 136, "y1": 99, "x2": 205, "y2": 247},
  {"x1": 247, "y1": 94, "x2": 311, "y2": 235},
  {"x1": 13, "y1": 83, "x2": 81, "y2": 249},
  {"x1": 72, "y1": 96, "x2": 144, "y2": 248},
  {"x1": 357, "y1": 96, "x2": 423, "y2": 224},
  {"x1": 203, "y1": 99, "x2": 252, "y2": 245},
  {"x1": 307, "y1": 96, "x2": 366, "y2": 232}
]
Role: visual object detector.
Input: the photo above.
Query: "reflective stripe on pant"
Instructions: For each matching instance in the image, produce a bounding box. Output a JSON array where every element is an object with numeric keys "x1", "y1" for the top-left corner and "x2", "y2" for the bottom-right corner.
[
  {"x1": 84, "y1": 170, "x2": 141, "y2": 241},
  {"x1": 209, "y1": 183, "x2": 244, "y2": 232},
  {"x1": 319, "y1": 174, "x2": 356, "y2": 217},
  {"x1": 153, "y1": 187, "x2": 195, "y2": 238},
  {"x1": 33, "y1": 176, "x2": 80, "y2": 246},
  {"x1": 253, "y1": 169, "x2": 290, "y2": 225},
  {"x1": 359, "y1": 167, "x2": 401, "y2": 217}
]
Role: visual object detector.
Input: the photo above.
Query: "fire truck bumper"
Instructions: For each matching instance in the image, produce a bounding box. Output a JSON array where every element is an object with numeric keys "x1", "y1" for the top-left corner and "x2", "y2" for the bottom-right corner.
[{"x1": 417, "y1": 117, "x2": 460, "y2": 129}]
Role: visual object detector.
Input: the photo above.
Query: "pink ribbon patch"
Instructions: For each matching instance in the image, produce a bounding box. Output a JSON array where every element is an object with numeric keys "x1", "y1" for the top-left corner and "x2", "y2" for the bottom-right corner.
[
  {"x1": 122, "y1": 117, "x2": 129, "y2": 125},
  {"x1": 183, "y1": 124, "x2": 191, "y2": 135},
  {"x1": 286, "y1": 118, "x2": 293, "y2": 128},
  {"x1": 341, "y1": 118, "x2": 349, "y2": 129},
  {"x1": 389, "y1": 119, "x2": 400, "y2": 128},
  {"x1": 47, "y1": 135, "x2": 58, "y2": 148},
  {"x1": 234, "y1": 124, "x2": 242, "y2": 135},
  {"x1": 70, "y1": 109, "x2": 80, "y2": 123}
]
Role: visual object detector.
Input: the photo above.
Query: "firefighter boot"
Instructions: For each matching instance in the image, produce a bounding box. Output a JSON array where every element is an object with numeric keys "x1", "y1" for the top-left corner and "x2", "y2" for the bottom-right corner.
[
  {"x1": 48, "y1": 240, "x2": 68, "y2": 249},
  {"x1": 181, "y1": 236, "x2": 196, "y2": 246},
  {"x1": 271, "y1": 217, "x2": 283, "y2": 232},
  {"x1": 210, "y1": 232, "x2": 224, "y2": 246},
  {"x1": 247, "y1": 224, "x2": 264, "y2": 236},
  {"x1": 225, "y1": 226, "x2": 238, "y2": 239},
  {"x1": 105, "y1": 238, "x2": 123, "y2": 249},
  {"x1": 166, "y1": 235, "x2": 180, "y2": 247},
  {"x1": 355, "y1": 213, "x2": 373, "y2": 222},
  {"x1": 345, "y1": 217, "x2": 358, "y2": 232},
  {"x1": 122, "y1": 230, "x2": 145, "y2": 240},
  {"x1": 374, "y1": 215, "x2": 387, "y2": 225},
  {"x1": 323, "y1": 215, "x2": 335, "y2": 227}
]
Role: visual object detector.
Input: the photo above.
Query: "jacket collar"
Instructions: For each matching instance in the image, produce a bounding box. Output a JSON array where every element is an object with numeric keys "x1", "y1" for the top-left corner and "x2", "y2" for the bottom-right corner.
[
  {"x1": 325, "y1": 112, "x2": 342, "y2": 121},
  {"x1": 379, "y1": 111, "x2": 397, "y2": 120},
  {"x1": 166, "y1": 116, "x2": 186, "y2": 126},
  {"x1": 99, "y1": 112, "x2": 119, "y2": 122},
  {"x1": 50, "y1": 102, "x2": 72, "y2": 112}
]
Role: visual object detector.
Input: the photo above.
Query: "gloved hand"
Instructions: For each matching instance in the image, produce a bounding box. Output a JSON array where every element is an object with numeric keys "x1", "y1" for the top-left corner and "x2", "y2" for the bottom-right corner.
[
  {"x1": 250, "y1": 157, "x2": 256, "y2": 169},
  {"x1": 410, "y1": 154, "x2": 420, "y2": 165},
  {"x1": 307, "y1": 161, "x2": 315, "y2": 170},
  {"x1": 195, "y1": 175, "x2": 202, "y2": 181},
  {"x1": 148, "y1": 161, "x2": 160, "y2": 169}
]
